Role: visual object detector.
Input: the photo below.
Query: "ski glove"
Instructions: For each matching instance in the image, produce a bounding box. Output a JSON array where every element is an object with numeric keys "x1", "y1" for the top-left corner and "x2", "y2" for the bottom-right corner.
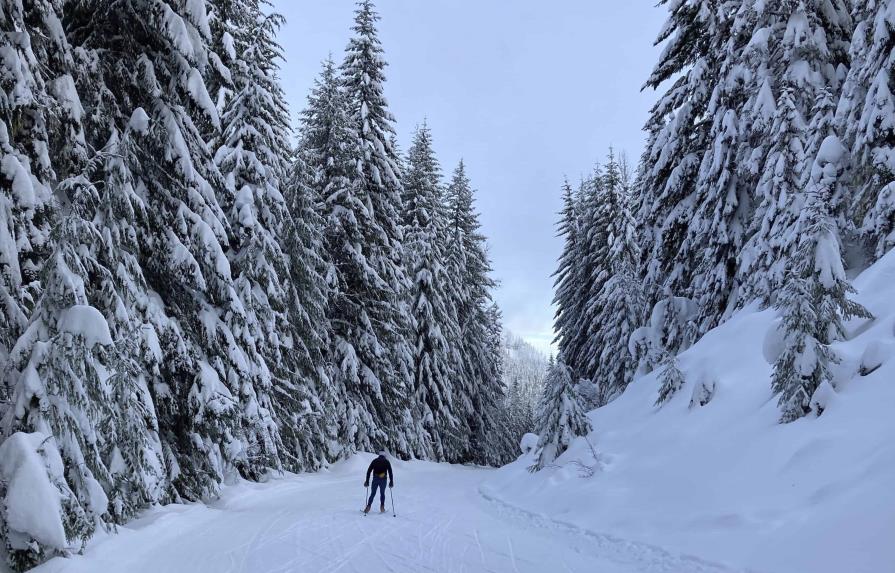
[
  {"x1": 364, "y1": 481, "x2": 369, "y2": 487},
  {"x1": 389, "y1": 482, "x2": 394, "y2": 488}
]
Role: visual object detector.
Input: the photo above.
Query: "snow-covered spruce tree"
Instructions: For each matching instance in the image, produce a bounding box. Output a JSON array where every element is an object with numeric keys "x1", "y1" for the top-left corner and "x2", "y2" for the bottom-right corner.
[
  {"x1": 772, "y1": 137, "x2": 872, "y2": 423},
  {"x1": 281, "y1": 154, "x2": 341, "y2": 468},
  {"x1": 736, "y1": 0, "x2": 852, "y2": 306},
  {"x1": 585, "y1": 151, "x2": 645, "y2": 404},
  {"x1": 531, "y1": 356, "x2": 591, "y2": 472},
  {"x1": 838, "y1": 2, "x2": 895, "y2": 258},
  {"x1": 637, "y1": 0, "x2": 732, "y2": 331},
  {"x1": 469, "y1": 302, "x2": 514, "y2": 466},
  {"x1": 739, "y1": 85, "x2": 808, "y2": 303},
  {"x1": 65, "y1": 0, "x2": 266, "y2": 496},
  {"x1": 212, "y1": 0, "x2": 335, "y2": 474},
  {"x1": 328, "y1": 0, "x2": 416, "y2": 456},
  {"x1": 443, "y1": 160, "x2": 508, "y2": 464},
  {"x1": 680, "y1": 4, "x2": 758, "y2": 330},
  {"x1": 1, "y1": 156, "x2": 169, "y2": 566},
  {"x1": 442, "y1": 160, "x2": 476, "y2": 430},
  {"x1": 0, "y1": 0, "x2": 69, "y2": 372},
  {"x1": 655, "y1": 353, "x2": 686, "y2": 406},
  {"x1": 401, "y1": 123, "x2": 459, "y2": 460},
  {"x1": 562, "y1": 168, "x2": 609, "y2": 383},
  {"x1": 551, "y1": 178, "x2": 588, "y2": 380},
  {"x1": 295, "y1": 56, "x2": 362, "y2": 462}
]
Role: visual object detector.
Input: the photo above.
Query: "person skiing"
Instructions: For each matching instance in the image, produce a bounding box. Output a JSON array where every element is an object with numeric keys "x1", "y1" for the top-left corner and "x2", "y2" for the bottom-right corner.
[{"x1": 364, "y1": 450, "x2": 394, "y2": 514}]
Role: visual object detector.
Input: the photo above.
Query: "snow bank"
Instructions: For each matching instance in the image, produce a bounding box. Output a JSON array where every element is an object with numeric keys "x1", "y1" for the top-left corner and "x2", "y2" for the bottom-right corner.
[
  {"x1": 484, "y1": 254, "x2": 895, "y2": 573},
  {"x1": 0, "y1": 433, "x2": 69, "y2": 552}
]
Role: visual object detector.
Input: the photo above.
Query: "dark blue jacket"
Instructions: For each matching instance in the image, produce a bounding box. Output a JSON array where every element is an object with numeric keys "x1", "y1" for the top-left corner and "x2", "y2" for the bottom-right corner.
[{"x1": 366, "y1": 456, "x2": 393, "y2": 485}]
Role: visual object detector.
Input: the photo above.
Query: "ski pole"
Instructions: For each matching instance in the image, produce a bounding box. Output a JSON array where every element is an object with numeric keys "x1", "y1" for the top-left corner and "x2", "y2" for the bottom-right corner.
[
  {"x1": 364, "y1": 485, "x2": 369, "y2": 516},
  {"x1": 389, "y1": 486, "x2": 396, "y2": 517}
]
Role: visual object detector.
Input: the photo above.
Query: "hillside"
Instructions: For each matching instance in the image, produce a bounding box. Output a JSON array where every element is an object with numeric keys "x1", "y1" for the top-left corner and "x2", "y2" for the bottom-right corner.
[{"x1": 484, "y1": 251, "x2": 895, "y2": 573}]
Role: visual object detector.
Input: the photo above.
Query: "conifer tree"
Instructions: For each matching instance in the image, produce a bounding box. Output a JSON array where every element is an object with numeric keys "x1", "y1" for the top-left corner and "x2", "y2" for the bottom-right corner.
[
  {"x1": 213, "y1": 1, "x2": 336, "y2": 473},
  {"x1": 402, "y1": 124, "x2": 458, "y2": 460},
  {"x1": 595, "y1": 153, "x2": 645, "y2": 402},
  {"x1": 655, "y1": 353, "x2": 686, "y2": 406},
  {"x1": 531, "y1": 357, "x2": 591, "y2": 471},
  {"x1": 295, "y1": 57, "x2": 361, "y2": 462},
  {"x1": 443, "y1": 160, "x2": 507, "y2": 463},
  {"x1": 471, "y1": 302, "x2": 512, "y2": 465},
  {"x1": 772, "y1": 137, "x2": 872, "y2": 423},
  {"x1": 839, "y1": 3, "x2": 895, "y2": 256},
  {"x1": 329, "y1": 0, "x2": 416, "y2": 455},
  {"x1": 637, "y1": 0, "x2": 731, "y2": 327},
  {"x1": 65, "y1": 0, "x2": 257, "y2": 496},
  {"x1": 567, "y1": 169, "x2": 609, "y2": 382},
  {"x1": 735, "y1": 0, "x2": 852, "y2": 307},
  {"x1": 740, "y1": 85, "x2": 808, "y2": 303},
  {"x1": 552, "y1": 179, "x2": 588, "y2": 379},
  {"x1": 0, "y1": 0, "x2": 68, "y2": 370},
  {"x1": 2, "y1": 146, "x2": 169, "y2": 563}
]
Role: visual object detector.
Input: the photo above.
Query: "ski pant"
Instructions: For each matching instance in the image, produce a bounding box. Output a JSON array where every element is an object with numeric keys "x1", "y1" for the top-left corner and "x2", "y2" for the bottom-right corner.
[{"x1": 368, "y1": 476, "x2": 387, "y2": 506}]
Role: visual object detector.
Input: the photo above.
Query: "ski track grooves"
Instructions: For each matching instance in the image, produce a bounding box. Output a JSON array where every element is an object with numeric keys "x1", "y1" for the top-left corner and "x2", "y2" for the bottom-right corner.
[
  {"x1": 29, "y1": 458, "x2": 762, "y2": 573},
  {"x1": 477, "y1": 487, "x2": 760, "y2": 573}
]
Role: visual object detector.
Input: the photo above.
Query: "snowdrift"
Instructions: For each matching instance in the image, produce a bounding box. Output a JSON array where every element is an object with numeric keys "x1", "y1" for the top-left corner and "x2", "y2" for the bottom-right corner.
[{"x1": 483, "y1": 251, "x2": 895, "y2": 573}]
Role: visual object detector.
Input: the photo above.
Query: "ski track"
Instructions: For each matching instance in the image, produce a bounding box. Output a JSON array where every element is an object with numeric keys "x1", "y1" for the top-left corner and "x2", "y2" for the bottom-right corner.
[{"x1": 30, "y1": 457, "x2": 760, "y2": 573}]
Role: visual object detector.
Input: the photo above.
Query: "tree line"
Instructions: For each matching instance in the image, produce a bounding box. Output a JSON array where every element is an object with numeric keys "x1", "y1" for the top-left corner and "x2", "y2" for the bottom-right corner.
[
  {"x1": 0, "y1": 1, "x2": 510, "y2": 568},
  {"x1": 539, "y1": 0, "x2": 886, "y2": 470}
]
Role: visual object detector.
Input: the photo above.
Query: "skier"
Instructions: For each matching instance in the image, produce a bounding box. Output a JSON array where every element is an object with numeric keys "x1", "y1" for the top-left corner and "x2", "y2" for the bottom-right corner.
[{"x1": 363, "y1": 450, "x2": 394, "y2": 514}]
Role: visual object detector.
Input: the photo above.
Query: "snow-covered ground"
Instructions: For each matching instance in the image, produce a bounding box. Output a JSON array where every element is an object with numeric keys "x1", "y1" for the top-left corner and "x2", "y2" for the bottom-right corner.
[
  {"x1": 483, "y1": 252, "x2": 895, "y2": 573},
  {"x1": 27, "y1": 453, "x2": 751, "y2": 573}
]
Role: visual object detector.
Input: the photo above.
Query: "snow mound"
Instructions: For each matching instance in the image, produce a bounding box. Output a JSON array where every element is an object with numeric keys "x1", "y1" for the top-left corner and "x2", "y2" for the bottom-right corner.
[
  {"x1": 57, "y1": 305, "x2": 113, "y2": 347},
  {"x1": 129, "y1": 107, "x2": 151, "y2": 134},
  {"x1": 519, "y1": 433, "x2": 539, "y2": 454},
  {"x1": 485, "y1": 254, "x2": 895, "y2": 573},
  {"x1": 0, "y1": 433, "x2": 69, "y2": 551}
]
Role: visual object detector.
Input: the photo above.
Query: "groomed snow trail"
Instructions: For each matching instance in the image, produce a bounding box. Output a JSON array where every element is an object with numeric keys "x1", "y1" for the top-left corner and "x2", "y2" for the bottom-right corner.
[{"x1": 31, "y1": 455, "x2": 748, "y2": 573}]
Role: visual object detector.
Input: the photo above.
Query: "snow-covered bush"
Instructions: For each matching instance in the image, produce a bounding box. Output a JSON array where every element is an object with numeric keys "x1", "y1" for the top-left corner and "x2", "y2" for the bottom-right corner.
[
  {"x1": 655, "y1": 354, "x2": 686, "y2": 406},
  {"x1": 689, "y1": 378, "x2": 716, "y2": 409},
  {"x1": 519, "y1": 433, "x2": 539, "y2": 455}
]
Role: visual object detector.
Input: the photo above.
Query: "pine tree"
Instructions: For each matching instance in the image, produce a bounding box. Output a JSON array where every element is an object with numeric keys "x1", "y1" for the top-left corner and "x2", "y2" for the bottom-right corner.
[
  {"x1": 402, "y1": 123, "x2": 458, "y2": 460},
  {"x1": 328, "y1": 0, "x2": 416, "y2": 456},
  {"x1": 65, "y1": 0, "x2": 259, "y2": 496},
  {"x1": 566, "y1": 168, "x2": 609, "y2": 382},
  {"x1": 740, "y1": 85, "x2": 808, "y2": 303},
  {"x1": 840, "y1": 3, "x2": 895, "y2": 257},
  {"x1": 552, "y1": 179, "x2": 588, "y2": 380},
  {"x1": 531, "y1": 357, "x2": 591, "y2": 472},
  {"x1": 443, "y1": 160, "x2": 508, "y2": 464},
  {"x1": 2, "y1": 150, "x2": 169, "y2": 563},
  {"x1": 586, "y1": 151, "x2": 644, "y2": 404},
  {"x1": 655, "y1": 353, "x2": 686, "y2": 406},
  {"x1": 772, "y1": 137, "x2": 872, "y2": 423},
  {"x1": 637, "y1": 0, "x2": 731, "y2": 328},
  {"x1": 0, "y1": 0, "x2": 68, "y2": 372}
]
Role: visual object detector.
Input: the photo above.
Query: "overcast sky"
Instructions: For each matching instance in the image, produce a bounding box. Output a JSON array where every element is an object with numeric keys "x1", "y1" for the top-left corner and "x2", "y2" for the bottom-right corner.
[{"x1": 272, "y1": 1, "x2": 667, "y2": 354}]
